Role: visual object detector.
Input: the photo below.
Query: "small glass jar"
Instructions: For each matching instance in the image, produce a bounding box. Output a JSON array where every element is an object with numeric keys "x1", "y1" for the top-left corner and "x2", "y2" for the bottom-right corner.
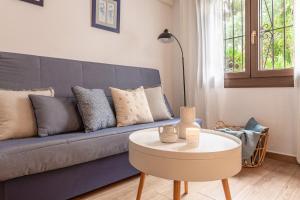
[{"x1": 185, "y1": 128, "x2": 200, "y2": 147}]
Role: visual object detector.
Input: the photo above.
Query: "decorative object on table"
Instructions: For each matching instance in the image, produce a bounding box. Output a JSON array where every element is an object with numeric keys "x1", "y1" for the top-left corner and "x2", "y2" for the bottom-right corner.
[
  {"x1": 158, "y1": 125, "x2": 178, "y2": 143},
  {"x1": 92, "y1": 0, "x2": 121, "y2": 33},
  {"x1": 176, "y1": 107, "x2": 200, "y2": 139},
  {"x1": 185, "y1": 128, "x2": 200, "y2": 147},
  {"x1": 21, "y1": 0, "x2": 44, "y2": 6},
  {"x1": 158, "y1": 29, "x2": 186, "y2": 106},
  {"x1": 216, "y1": 118, "x2": 269, "y2": 168}
]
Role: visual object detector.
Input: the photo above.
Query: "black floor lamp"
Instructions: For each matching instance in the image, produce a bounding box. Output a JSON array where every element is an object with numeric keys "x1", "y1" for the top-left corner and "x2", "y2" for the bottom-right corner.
[{"x1": 158, "y1": 29, "x2": 186, "y2": 107}]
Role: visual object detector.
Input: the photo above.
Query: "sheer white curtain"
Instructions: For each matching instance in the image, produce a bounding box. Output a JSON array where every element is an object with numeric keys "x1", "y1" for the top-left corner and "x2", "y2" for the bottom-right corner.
[
  {"x1": 294, "y1": 0, "x2": 300, "y2": 164},
  {"x1": 192, "y1": 0, "x2": 224, "y2": 128},
  {"x1": 179, "y1": 0, "x2": 224, "y2": 128}
]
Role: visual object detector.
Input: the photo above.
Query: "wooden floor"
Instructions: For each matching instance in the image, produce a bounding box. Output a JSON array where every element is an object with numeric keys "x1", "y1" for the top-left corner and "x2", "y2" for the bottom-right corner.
[{"x1": 75, "y1": 158, "x2": 300, "y2": 200}]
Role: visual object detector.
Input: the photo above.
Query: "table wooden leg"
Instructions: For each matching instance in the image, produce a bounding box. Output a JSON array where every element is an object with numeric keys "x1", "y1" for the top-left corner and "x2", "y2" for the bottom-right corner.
[
  {"x1": 136, "y1": 172, "x2": 146, "y2": 200},
  {"x1": 173, "y1": 180, "x2": 181, "y2": 200},
  {"x1": 184, "y1": 181, "x2": 188, "y2": 194},
  {"x1": 221, "y1": 179, "x2": 232, "y2": 200}
]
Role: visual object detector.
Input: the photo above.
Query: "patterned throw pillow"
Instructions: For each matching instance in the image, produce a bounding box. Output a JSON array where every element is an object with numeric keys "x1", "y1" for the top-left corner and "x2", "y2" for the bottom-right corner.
[
  {"x1": 110, "y1": 87, "x2": 154, "y2": 127},
  {"x1": 72, "y1": 86, "x2": 116, "y2": 132}
]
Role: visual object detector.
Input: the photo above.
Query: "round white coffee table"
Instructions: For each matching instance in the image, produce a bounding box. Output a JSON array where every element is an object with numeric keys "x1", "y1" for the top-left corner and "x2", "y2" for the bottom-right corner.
[{"x1": 129, "y1": 128, "x2": 241, "y2": 200}]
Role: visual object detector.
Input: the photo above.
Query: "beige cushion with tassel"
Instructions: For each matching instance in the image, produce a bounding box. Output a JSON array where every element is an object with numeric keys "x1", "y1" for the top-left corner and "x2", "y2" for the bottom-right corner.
[{"x1": 0, "y1": 88, "x2": 54, "y2": 140}]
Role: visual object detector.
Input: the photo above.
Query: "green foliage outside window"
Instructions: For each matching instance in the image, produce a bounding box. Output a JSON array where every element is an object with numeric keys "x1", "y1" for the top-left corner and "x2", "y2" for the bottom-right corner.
[{"x1": 224, "y1": 0, "x2": 294, "y2": 72}]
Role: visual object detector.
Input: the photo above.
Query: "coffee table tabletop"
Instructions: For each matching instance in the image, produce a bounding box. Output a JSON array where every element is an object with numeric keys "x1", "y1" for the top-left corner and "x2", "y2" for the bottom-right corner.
[{"x1": 129, "y1": 128, "x2": 242, "y2": 200}]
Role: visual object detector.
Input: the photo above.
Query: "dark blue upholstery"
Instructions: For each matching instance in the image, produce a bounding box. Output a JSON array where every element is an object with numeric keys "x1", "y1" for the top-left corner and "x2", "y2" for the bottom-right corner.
[
  {"x1": 0, "y1": 52, "x2": 205, "y2": 200},
  {"x1": 0, "y1": 119, "x2": 190, "y2": 182},
  {"x1": 0, "y1": 183, "x2": 3, "y2": 200},
  {"x1": 0, "y1": 51, "x2": 178, "y2": 200},
  {"x1": 4, "y1": 153, "x2": 137, "y2": 200},
  {"x1": 0, "y1": 52, "x2": 161, "y2": 97}
]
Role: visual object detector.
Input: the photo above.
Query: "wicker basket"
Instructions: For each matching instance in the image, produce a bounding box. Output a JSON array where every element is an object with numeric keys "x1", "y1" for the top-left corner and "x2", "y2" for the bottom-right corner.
[{"x1": 215, "y1": 121, "x2": 269, "y2": 168}]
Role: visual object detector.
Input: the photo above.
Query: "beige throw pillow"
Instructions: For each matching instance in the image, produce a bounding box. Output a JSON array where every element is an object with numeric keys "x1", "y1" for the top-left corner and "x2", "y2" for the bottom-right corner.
[
  {"x1": 0, "y1": 88, "x2": 54, "y2": 140},
  {"x1": 110, "y1": 87, "x2": 154, "y2": 127},
  {"x1": 144, "y1": 86, "x2": 172, "y2": 121}
]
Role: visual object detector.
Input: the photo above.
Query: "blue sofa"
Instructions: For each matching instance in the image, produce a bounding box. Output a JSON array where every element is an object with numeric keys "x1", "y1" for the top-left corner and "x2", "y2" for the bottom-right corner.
[{"x1": 0, "y1": 52, "x2": 202, "y2": 200}]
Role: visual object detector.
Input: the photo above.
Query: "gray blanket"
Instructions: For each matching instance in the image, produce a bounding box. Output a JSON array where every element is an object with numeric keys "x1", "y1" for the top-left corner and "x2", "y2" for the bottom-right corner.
[{"x1": 218, "y1": 128, "x2": 262, "y2": 160}]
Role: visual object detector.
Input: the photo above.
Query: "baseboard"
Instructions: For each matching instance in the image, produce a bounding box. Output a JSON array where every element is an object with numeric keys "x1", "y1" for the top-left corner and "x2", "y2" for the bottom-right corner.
[{"x1": 266, "y1": 151, "x2": 298, "y2": 164}]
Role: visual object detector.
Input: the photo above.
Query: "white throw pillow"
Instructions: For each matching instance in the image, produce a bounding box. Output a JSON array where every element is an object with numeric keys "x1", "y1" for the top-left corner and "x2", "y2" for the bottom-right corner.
[
  {"x1": 144, "y1": 86, "x2": 172, "y2": 121},
  {"x1": 110, "y1": 87, "x2": 154, "y2": 127},
  {"x1": 0, "y1": 88, "x2": 54, "y2": 140}
]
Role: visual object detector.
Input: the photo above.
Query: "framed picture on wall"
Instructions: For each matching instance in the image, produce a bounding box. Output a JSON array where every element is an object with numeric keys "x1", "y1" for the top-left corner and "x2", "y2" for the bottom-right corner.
[
  {"x1": 21, "y1": 0, "x2": 44, "y2": 6},
  {"x1": 92, "y1": 0, "x2": 121, "y2": 33}
]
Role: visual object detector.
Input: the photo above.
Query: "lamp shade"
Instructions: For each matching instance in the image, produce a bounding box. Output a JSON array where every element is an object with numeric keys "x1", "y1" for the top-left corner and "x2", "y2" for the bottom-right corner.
[{"x1": 158, "y1": 29, "x2": 174, "y2": 43}]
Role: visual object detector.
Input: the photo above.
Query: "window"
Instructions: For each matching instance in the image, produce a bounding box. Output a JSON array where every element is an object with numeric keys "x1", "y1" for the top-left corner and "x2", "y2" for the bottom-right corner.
[{"x1": 224, "y1": 0, "x2": 295, "y2": 88}]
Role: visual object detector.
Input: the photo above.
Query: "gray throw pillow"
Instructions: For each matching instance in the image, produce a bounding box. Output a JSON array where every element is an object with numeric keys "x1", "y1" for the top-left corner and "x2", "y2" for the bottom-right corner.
[
  {"x1": 72, "y1": 86, "x2": 116, "y2": 132},
  {"x1": 144, "y1": 86, "x2": 172, "y2": 121},
  {"x1": 29, "y1": 95, "x2": 83, "y2": 137}
]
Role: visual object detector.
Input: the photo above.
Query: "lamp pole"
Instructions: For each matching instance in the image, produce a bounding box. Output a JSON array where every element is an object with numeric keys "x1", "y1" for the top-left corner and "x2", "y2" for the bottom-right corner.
[
  {"x1": 171, "y1": 35, "x2": 187, "y2": 107},
  {"x1": 157, "y1": 29, "x2": 187, "y2": 107}
]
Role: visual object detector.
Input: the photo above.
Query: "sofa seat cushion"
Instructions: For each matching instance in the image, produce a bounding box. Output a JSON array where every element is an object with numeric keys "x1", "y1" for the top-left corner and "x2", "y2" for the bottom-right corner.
[{"x1": 0, "y1": 118, "x2": 201, "y2": 181}]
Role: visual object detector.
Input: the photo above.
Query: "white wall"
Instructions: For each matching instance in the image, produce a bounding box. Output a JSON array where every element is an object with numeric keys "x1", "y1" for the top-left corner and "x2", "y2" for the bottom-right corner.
[
  {"x1": 0, "y1": 0, "x2": 174, "y2": 101},
  {"x1": 219, "y1": 88, "x2": 297, "y2": 156}
]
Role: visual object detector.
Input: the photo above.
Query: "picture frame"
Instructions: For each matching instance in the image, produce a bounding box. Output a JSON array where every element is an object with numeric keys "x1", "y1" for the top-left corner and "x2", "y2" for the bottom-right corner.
[
  {"x1": 21, "y1": 0, "x2": 44, "y2": 6},
  {"x1": 92, "y1": 0, "x2": 121, "y2": 33}
]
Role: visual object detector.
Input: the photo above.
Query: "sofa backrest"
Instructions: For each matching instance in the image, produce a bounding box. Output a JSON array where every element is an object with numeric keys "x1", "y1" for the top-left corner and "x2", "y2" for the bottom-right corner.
[{"x1": 0, "y1": 52, "x2": 161, "y2": 97}]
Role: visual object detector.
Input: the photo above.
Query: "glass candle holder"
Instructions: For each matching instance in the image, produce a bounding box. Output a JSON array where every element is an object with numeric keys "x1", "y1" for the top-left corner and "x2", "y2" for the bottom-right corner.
[{"x1": 185, "y1": 128, "x2": 200, "y2": 147}]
